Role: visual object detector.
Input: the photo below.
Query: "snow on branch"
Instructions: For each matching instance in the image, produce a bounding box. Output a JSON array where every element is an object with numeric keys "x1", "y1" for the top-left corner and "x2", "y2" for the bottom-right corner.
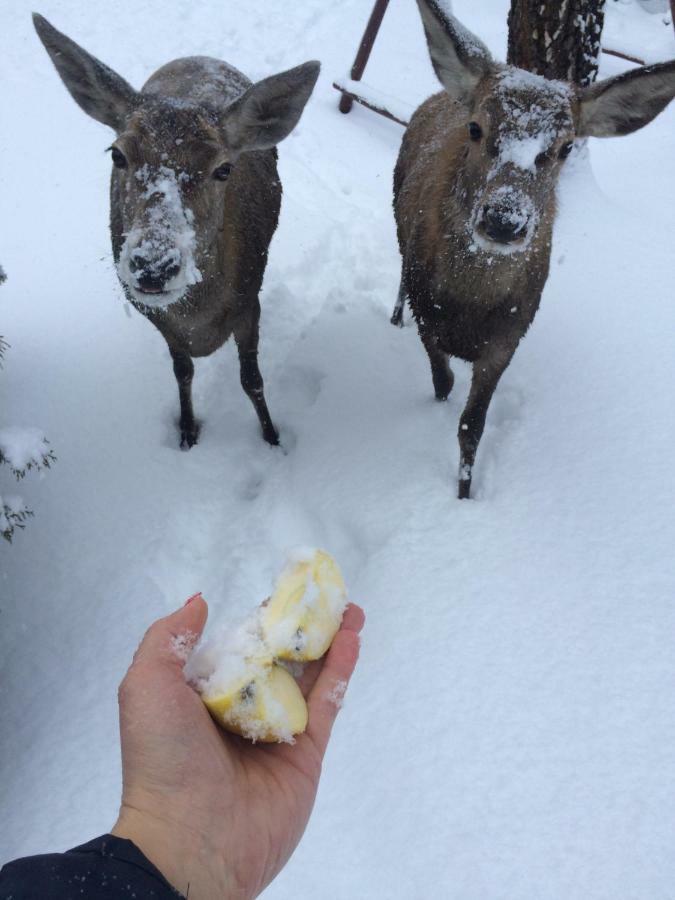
[
  {"x1": 1, "y1": 494, "x2": 33, "y2": 543},
  {"x1": 1, "y1": 265, "x2": 56, "y2": 542},
  {"x1": 0, "y1": 427, "x2": 56, "y2": 480}
]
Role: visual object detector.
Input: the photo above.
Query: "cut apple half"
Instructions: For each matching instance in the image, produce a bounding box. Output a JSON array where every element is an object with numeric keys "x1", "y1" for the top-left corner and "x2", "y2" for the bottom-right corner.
[
  {"x1": 261, "y1": 550, "x2": 348, "y2": 662},
  {"x1": 203, "y1": 663, "x2": 308, "y2": 743}
]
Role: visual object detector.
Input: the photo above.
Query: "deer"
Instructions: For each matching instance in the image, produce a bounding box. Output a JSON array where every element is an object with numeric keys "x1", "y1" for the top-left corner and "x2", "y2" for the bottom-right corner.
[
  {"x1": 33, "y1": 14, "x2": 320, "y2": 450},
  {"x1": 393, "y1": 0, "x2": 675, "y2": 499}
]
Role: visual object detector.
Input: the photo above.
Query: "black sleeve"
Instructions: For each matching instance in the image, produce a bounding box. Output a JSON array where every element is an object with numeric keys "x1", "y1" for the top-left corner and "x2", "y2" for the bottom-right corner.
[{"x1": 0, "y1": 834, "x2": 184, "y2": 899}]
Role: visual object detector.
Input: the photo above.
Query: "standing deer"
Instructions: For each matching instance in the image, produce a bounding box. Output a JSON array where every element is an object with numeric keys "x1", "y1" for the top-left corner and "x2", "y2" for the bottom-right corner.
[
  {"x1": 394, "y1": 0, "x2": 675, "y2": 498},
  {"x1": 34, "y1": 14, "x2": 320, "y2": 449}
]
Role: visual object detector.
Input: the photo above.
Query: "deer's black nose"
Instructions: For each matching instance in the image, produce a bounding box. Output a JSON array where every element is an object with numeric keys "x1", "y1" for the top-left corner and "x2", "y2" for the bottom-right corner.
[
  {"x1": 481, "y1": 205, "x2": 529, "y2": 244},
  {"x1": 130, "y1": 250, "x2": 181, "y2": 291},
  {"x1": 128, "y1": 250, "x2": 145, "y2": 274}
]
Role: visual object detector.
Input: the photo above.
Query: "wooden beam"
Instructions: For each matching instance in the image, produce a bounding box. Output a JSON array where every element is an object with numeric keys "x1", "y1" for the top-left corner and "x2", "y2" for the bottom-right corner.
[
  {"x1": 333, "y1": 82, "x2": 409, "y2": 127},
  {"x1": 339, "y1": 0, "x2": 392, "y2": 114},
  {"x1": 602, "y1": 47, "x2": 646, "y2": 66}
]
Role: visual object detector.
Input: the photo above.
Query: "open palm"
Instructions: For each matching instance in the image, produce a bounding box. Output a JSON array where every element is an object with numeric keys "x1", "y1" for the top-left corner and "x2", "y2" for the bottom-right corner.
[{"x1": 112, "y1": 594, "x2": 364, "y2": 899}]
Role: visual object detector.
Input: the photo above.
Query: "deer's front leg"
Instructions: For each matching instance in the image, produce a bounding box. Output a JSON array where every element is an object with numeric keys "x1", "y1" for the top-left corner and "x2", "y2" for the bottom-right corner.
[
  {"x1": 421, "y1": 329, "x2": 454, "y2": 401},
  {"x1": 170, "y1": 348, "x2": 200, "y2": 449},
  {"x1": 233, "y1": 303, "x2": 279, "y2": 447},
  {"x1": 391, "y1": 278, "x2": 407, "y2": 327},
  {"x1": 457, "y1": 343, "x2": 517, "y2": 499}
]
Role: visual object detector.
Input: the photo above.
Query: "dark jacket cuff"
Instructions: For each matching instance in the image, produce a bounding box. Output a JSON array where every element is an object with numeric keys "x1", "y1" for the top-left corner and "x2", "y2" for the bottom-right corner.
[{"x1": 0, "y1": 833, "x2": 184, "y2": 899}]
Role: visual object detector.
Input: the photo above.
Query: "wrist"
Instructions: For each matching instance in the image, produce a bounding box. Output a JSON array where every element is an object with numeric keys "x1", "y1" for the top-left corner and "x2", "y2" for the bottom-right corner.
[{"x1": 112, "y1": 801, "x2": 246, "y2": 900}]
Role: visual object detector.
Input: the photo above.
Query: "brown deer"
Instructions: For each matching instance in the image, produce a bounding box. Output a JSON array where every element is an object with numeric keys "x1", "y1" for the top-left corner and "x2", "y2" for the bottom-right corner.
[
  {"x1": 34, "y1": 14, "x2": 320, "y2": 449},
  {"x1": 393, "y1": 0, "x2": 675, "y2": 498}
]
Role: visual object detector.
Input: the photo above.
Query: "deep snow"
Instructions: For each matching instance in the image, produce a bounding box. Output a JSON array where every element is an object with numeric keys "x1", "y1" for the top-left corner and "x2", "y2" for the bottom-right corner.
[{"x1": 1, "y1": 1, "x2": 674, "y2": 898}]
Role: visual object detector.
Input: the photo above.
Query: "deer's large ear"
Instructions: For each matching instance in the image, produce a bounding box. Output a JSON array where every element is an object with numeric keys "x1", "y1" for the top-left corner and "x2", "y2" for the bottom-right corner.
[
  {"x1": 33, "y1": 13, "x2": 137, "y2": 132},
  {"x1": 578, "y1": 60, "x2": 675, "y2": 138},
  {"x1": 416, "y1": 0, "x2": 495, "y2": 103},
  {"x1": 224, "y1": 61, "x2": 320, "y2": 152}
]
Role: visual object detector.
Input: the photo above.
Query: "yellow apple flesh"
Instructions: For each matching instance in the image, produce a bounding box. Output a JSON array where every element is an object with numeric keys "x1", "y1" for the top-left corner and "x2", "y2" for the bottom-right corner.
[
  {"x1": 203, "y1": 663, "x2": 308, "y2": 743},
  {"x1": 261, "y1": 550, "x2": 348, "y2": 662}
]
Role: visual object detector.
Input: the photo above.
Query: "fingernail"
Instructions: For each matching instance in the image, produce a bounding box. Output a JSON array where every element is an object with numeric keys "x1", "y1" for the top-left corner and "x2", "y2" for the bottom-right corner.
[{"x1": 184, "y1": 592, "x2": 202, "y2": 606}]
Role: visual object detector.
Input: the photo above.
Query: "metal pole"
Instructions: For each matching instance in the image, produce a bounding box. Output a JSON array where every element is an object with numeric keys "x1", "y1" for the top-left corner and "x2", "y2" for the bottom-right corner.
[{"x1": 339, "y1": 0, "x2": 392, "y2": 114}]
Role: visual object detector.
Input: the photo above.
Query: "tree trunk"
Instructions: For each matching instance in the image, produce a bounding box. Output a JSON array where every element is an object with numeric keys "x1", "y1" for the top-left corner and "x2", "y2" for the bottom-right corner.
[{"x1": 507, "y1": 0, "x2": 607, "y2": 86}]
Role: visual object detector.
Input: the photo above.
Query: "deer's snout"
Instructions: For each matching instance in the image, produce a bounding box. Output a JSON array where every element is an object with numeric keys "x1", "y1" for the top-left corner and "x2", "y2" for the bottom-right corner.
[
  {"x1": 117, "y1": 181, "x2": 203, "y2": 305},
  {"x1": 129, "y1": 248, "x2": 182, "y2": 294},
  {"x1": 474, "y1": 184, "x2": 535, "y2": 249},
  {"x1": 480, "y1": 203, "x2": 529, "y2": 244}
]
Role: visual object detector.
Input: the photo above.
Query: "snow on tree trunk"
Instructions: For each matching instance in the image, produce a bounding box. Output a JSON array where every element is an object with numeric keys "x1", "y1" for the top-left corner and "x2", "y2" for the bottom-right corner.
[{"x1": 507, "y1": 0, "x2": 606, "y2": 86}]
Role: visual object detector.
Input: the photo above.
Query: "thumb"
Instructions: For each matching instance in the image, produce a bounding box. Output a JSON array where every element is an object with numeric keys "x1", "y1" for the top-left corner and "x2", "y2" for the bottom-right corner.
[{"x1": 132, "y1": 593, "x2": 209, "y2": 671}]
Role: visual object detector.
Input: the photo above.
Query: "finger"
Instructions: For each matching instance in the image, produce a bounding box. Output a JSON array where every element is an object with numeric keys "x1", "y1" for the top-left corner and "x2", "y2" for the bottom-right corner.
[
  {"x1": 305, "y1": 605, "x2": 364, "y2": 757},
  {"x1": 295, "y1": 658, "x2": 322, "y2": 699},
  {"x1": 341, "y1": 602, "x2": 366, "y2": 634},
  {"x1": 131, "y1": 593, "x2": 209, "y2": 672},
  {"x1": 296, "y1": 603, "x2": 366, "y2": 698}
]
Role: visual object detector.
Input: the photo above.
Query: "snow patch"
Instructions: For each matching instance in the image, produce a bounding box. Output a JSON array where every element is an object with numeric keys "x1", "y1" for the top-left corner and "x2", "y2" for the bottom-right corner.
[
  {"x1": 442, "y1": 2, "x2": 493, "y2": 64},
  {"x1": 498, "y1": 134, "x2": 548, "y2": 174},
  {"x1": 327, "y1": 679, "x2": 347, "y2": 709},
  {"x1": 184, "y1": 613, "x2": 267, "y2": 694},
  {"x1": 170, "y1": 630, "x2": 199, "y2": 662},
  {"x1": 497, "y1": 66, "x2": 571, "y2": 102},
  {"x1": 492, "y1": 68, "x2": 574, "y2": 174},
  {"x1": 335, "y1": 77, "x2": 415, "y2": 126},
  {"x1": 0, "y1": 426, "x2": 51, "y2": 475}
]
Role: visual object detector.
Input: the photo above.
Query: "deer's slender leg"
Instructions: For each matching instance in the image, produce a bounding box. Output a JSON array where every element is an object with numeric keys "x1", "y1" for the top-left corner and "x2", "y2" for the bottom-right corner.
[
  {"x1": 170, "y1": 348, "x2": 199, "y2": 449},
  {"x1": 391, "y1": 278, "x2": 407, "y2": 327},
  {"x1": 233, "y1": 303, "x2": 279, "y2": 446},
  {"x1": 457, "y1": 343, "x2": 517, "y2": 499},
  {"x1": 421, "y1": 330, "x2": 454, "y2": 401}
]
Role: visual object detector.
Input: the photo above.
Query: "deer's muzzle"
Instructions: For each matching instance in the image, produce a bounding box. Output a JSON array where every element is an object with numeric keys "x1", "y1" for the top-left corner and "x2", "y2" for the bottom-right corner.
[
  {"x1": 474, "y1": 185, "x2": 536, "y2": 250},
  {"x1": 116, "y1": 166, "x2": 203, "y2": 307},
  {"x1": 129, "y1": 247, "x2": 182, "y2": 294}
]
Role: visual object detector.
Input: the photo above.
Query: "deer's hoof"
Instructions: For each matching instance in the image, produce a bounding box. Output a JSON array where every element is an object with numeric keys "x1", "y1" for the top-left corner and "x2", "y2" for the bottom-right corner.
[
  {"x1": 180, "y1": 424, "x2": 200, "y2": 450},
  {"x1": 263, "y1": 423, "x2": 280, "y2": 447},
  {"x1": 434, "y1": 376, "x2": 453, "y2": 402},
  {"x1": 390, "y1": 309, "x2": 404, "y2": 327},
  {"x1": 457, "y1": 478, "x2": 472, "y2": 500},
  {"x1": 431, "y1": 362, "x2": 453, "y2": 401}
]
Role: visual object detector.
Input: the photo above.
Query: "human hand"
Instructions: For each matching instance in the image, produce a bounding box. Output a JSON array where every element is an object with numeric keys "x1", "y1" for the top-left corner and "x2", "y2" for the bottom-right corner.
[{"x1": 111, "y1": 594, "x2": 364, "y2": 899}]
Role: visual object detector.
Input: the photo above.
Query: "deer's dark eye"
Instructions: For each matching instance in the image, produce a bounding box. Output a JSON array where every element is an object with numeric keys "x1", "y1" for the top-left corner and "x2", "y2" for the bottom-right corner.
[
  {"x1": 110, "y1": 146, "x2": 127, "y2": 169},
  {"x1": 468, "y1": 121, "x2": 483, "y2": 142},
  {"x1": 213, "y1": 163, "x2": 233, "y2": 181},
  {"x1": 535, "y1": 151, "x2": 550, "y2": 168},
  {"x1": 559, "y1": 141, "x2": 574, "y2": 160}
]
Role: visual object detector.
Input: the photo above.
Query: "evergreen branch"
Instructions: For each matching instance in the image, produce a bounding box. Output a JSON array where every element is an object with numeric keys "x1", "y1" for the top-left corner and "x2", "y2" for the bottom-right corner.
[{"x1": 1, "y1": 501, "x2": 34, "y2": 543}]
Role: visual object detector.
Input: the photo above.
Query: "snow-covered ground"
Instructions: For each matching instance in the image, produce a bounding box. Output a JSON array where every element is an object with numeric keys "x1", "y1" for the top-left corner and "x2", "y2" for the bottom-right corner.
[{"x1": 1, "y1": 1, "x2": 674, "y2": 896}]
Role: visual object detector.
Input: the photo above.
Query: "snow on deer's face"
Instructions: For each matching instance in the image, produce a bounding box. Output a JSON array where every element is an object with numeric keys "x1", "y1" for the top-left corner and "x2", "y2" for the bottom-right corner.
[
  {"x1": 466, "y1": 68, "x2": 576, "y2": 255},
  {"x1": 111, "y1": 100, "x2": 233, "y2": 308}
]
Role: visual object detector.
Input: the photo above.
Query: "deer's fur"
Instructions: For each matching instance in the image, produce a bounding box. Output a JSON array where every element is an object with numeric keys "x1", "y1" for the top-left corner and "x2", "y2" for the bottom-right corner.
[
  {"x1": 34, "y1": 15, "x2": 320, "y2": 448},
  {"x1": 394, "y1": 0, "x2": 675, "y2": 498}
]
